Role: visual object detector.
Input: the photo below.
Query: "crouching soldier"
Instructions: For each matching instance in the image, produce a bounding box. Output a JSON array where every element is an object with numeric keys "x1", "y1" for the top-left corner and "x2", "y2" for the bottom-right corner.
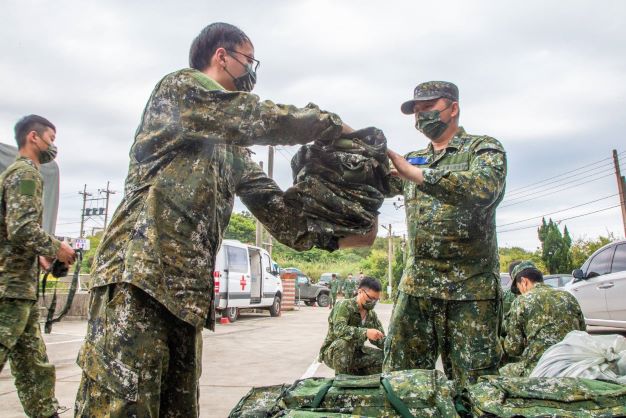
[
  {"x1": 319, "y1": 277, "x2": 385, "y2": 375},
  {"x1": 500, "y1": 261, "x2": 585, "y2": 377}
]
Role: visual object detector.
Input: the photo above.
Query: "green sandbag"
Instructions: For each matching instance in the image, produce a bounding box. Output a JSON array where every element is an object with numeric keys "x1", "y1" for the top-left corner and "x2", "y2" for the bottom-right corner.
[
  {"x1": 466, "y1": 375, "x2": 626, "y2": 417},
  {"x1": 280, "y1": 370, "x2": 458, "y2": 417},
  {"x1": 229, "y1": 384, "x2": 289, "y2": 418}
]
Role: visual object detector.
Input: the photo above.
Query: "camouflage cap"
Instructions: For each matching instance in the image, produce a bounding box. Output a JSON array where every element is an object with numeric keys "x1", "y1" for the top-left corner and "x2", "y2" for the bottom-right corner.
[
  {"x1": 510, "y1": 260, "x2": 538, "y2": 293},
  {"x1": 400, "y1": 81, "x2": 459, "y2": 114}
]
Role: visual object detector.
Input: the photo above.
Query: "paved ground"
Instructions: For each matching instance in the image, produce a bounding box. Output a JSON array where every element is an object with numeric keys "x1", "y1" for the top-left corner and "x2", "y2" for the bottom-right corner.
[
  {"x1": 0, "y1": 302, "x2": 393, "y2": 417},
  {"x1": 2, "y1": 303, "x2": 624, "y2": 417}
]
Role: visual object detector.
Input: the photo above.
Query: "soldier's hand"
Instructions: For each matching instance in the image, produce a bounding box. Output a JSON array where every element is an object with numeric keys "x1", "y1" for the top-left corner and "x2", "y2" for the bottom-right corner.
[
  {"x1": 387, "y1": 149, "x2": 424, "y2": 185},
  {"x1": 38, "y1": 256, "x2": 53, "y2": 271},
  {"x1": 56, "y1": 241, "x2": 77, "y2": 265},
  {"x1": 366, "y1": 329, "x2": 385, "y2": 341}
]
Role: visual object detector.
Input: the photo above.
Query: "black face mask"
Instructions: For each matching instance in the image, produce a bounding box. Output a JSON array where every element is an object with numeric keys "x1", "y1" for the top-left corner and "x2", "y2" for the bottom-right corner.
[
  {"x1": 415, "y1": 103, "x2": 453, "y2": 140},
  {"x1": 224, "y1": 54, "x2": 257, "y2": 92}
]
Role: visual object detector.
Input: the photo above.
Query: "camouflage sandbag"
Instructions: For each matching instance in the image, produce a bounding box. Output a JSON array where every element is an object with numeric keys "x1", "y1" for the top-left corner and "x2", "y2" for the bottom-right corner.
[
  {"x1": 275, "y1": 411, "x2": 353, "y2": 417},
  {"x1": 465, "y1": 375, "x2": 626, "y2": 417},
  {"x1": 279, "y1": 370, "x2": 458, "y2": 417},
  {"x1": 286, "y1": 127, "x2": 390, "y2": 244},
  {"x1": 229, "y1": 384, "x2": 289, "y2": 418}
]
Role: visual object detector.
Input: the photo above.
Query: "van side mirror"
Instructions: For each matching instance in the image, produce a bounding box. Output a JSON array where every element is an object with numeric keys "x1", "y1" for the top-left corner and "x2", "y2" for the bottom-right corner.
[
  {"x1": 266, "y1": 266, "x2": 271, "y2": 273},
  {"x1": 572, "y1": 269, "x2": 585, "y2": 280}
]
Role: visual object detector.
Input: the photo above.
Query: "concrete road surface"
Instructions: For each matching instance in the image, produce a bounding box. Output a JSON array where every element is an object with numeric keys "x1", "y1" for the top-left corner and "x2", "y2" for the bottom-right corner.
[
  {"x1": 0, "y1": 302, "x2": 393, "y2": 417},
  {"x1": 2, "y1": 303, "x2": 623, "y2": 417}
]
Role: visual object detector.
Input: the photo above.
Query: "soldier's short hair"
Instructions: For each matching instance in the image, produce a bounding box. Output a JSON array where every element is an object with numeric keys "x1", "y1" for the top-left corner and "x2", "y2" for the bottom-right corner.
[
  {"x1": 189, "y1": 22, "x2": 252, "y2": 71},
  {"x1": 358, "y1": 276, "x2": 381, "y2": 292},
  {"x1": 14, "y1": 114, "x2": 56, "y2": 149},
  {"x1": 516, "y1": 268, "x2": 544, "y2": 284}
]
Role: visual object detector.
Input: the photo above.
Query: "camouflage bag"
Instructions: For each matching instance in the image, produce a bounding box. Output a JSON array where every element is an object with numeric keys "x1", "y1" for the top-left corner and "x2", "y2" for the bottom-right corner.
[
  {"x1": 286, "y1": 127, "x2": 390, "y2": 244},
  {"x1": 229, "y1": 384, "x2": 289, "y2": 418},
  {"x1": 279, "y1": 370, "x2": 458, "y2": 417},
  {"x1": 465, "y1": 375, "x2": 626, "y2": 417}
]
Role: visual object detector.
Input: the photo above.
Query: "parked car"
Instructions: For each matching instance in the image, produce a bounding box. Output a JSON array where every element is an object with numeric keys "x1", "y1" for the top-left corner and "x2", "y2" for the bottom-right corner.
[
  {"x1": 543, "y1": 274, "x2": 573, "y2": 288},
  {"x1": 565, "y1": 240, "x2": 626, "y2": 329},
  {"x1": 283, "y1": 268, "x2": 330, "y2": 307},
  {"x1": 319, "y1": 272, "x2": 341, "y2": 288},
  {"x1": 499, "y1": 273, "x2": 512, "y2": 290}
]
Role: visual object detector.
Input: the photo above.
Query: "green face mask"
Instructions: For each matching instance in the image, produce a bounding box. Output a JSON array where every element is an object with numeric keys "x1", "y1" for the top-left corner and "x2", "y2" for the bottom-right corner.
[
  {"x1": 415, "y1": 103, "x2": 452, "y2": 140},
  {"x1": 37, "y1": 139, "x2": 58, "y2": 164},
  {"x1": 363, "y1": 300, "x2": 377, "y2": 311}
]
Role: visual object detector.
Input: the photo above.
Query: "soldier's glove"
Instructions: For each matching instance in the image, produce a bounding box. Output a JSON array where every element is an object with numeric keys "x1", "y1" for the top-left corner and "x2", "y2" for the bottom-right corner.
[{"x1": 51, "y1": 259, "x2": 69, "y2": 278}]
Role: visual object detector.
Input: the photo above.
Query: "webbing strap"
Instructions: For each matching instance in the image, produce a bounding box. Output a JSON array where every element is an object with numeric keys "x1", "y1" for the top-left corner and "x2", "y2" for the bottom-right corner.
[
  {"x1": 309, "y1": 380, "x2": 333, "y2": 409},
  {"x1": 381, "y1": 377, "x2": 415, "y2": 418},
  {"x1": 44, "y1": 251, "x2": 82, "y2": 333}
]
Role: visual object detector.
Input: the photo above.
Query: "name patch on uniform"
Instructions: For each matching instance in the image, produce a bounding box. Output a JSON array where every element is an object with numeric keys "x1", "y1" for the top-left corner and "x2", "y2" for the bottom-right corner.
[
  {"x1": 406, "y1": 156, "x2": 429, "y2": 165},
  {"x1": 19, "y1": 179, "x2": 36, "y2": 196}
]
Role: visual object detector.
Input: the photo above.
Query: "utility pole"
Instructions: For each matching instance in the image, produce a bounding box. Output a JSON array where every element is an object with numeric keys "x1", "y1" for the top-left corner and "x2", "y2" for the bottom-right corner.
[
  {"x1": 266, "y1": 147, "x2": 274, "y2": 255},
  {"x1": 613, "y1": 149, "x2": 626, "y2": 236},
  {"x1": 98, "y1": 181, "x2": 116, "y2": 230},
  {"x1": 78, "y1": 184, "x2": 92, "y2": 238},
  {"x1": 382, "y1": 224, "x2": 393, "y2": 299},
  {"x1": 256, "y1": 161, "x2": 264, "y2": 247}
]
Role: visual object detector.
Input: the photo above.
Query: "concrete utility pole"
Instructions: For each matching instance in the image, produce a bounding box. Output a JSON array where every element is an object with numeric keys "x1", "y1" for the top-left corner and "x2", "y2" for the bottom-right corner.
[
  {"x1": 382, "y1": 224, "x2": 393, "y2": 299},
  {"x1": 98, "y1": 181, "x2": 116, "y2": 231},
  {"x1": 266, "y1": 147, "x2": 274, "y2": 255},
  {"x1": 613, "y1": 149, "x2": 626, "y2": 236},
  {"x1": 78, "y1": 184, "x2": 92, "y2": 238},
  {"x1": 256, "y1": 161, "x2": 264, "y2": 247}
]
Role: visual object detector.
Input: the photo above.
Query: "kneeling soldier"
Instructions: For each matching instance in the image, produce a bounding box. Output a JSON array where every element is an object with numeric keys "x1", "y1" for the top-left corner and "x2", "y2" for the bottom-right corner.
[
  {"x1": 500, "y1": 261, "x2": 585, "y2": 377},
  {"x1": 319, "y1": 276, "x2": 385, "y2": 375}
]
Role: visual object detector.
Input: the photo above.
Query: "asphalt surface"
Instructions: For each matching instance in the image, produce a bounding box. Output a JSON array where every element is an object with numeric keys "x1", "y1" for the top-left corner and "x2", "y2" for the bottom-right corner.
[
  {"x1": 0, "y1": 301, "x2": 393, "y2": 417},
  {"x1": 2, "y1": 302, "x2": 624, "y2": 417}
]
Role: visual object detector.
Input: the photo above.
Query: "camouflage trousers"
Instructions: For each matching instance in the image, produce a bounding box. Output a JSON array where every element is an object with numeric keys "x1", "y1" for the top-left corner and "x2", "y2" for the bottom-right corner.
[
  {"x1": 383, "y1": 292, "x2": 502, "y2": 389},
  {"x1": 0, "y1": 297, "x2": 59, "y2": 418},
  {"x1": 75, "y1": 283, "x2": 202, "y2": 418},
  {"x1": 322, "y1": 339, "x2": 383, "y2": 375},
  {"x1": 329, "y1": 291, "x2": 337, "y2": 308}
]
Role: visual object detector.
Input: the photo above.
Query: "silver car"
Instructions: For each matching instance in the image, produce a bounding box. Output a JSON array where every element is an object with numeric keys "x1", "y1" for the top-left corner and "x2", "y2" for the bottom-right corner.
[{"x1": 566, "y1": 240, "x2": 626, "y2": 329}]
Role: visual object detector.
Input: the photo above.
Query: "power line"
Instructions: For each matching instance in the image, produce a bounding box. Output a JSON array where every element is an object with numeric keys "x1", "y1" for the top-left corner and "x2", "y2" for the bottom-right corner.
[
  {"x1": 497, "y1": 204, "x2": 622, "y2": 234},
  {"x1": 505, "y1": 151, "x2": 624, "y2": 195},
  {"x1": 499, "y1": 172, "x2": 614, "y2": 208},
  {"x1": 504, "y1": 160, "x2": 617, "y2": 199},
  {"x1": 497, "y1": 194, "x2": 619, "y2": 227}
]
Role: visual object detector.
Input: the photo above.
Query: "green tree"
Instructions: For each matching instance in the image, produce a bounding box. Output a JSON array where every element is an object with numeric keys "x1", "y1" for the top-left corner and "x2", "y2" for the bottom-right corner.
[
  {"x1": 570, "y1": 233, "x2": 616, "y2": 268},
  {"x1": 538, "y1": 218, "x2": 573, "y2": 274},
  {"x1": 224, "y1": 211, "x2": 256, "y2": 244}
]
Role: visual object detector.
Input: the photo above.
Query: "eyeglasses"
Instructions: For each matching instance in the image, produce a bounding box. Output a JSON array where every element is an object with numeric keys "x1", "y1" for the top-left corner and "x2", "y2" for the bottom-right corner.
[
  {"x1": 226, "y1": 49, "x2": 260, "y2": 72},
  {"x1": 361, "y1": 290, "x2": 379, "y2": 302}
]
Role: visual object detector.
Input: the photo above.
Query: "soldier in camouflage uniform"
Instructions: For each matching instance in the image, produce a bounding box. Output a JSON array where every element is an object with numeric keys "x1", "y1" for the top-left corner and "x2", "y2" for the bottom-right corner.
[
  {"x1": 500, "y1": 261, "x2": 585, "y2": 377},
  {"x1": 319, "y1": 277, "x2": 385, "y2": 375},
  {"x1": 74, "y1": 23, "x2": 366, "y2": 417},
  {"x1": 383, "y1": 81, "x2": 507, "y2": 389},
  {"x1": 0, "y1": 115, "x2": 76, "y2": 418},
  {"x1": 329, "y1": 273, "x2": 340, "y2": 309}
]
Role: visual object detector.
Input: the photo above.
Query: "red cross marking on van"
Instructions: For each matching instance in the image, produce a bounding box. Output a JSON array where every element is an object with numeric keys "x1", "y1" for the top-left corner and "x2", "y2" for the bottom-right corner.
[{"x1": 240, "y1": 275, "x2": 247, "y2": 291}]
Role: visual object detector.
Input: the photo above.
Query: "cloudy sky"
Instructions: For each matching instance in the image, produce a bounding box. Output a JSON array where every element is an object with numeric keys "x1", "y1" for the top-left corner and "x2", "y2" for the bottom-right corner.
[{"x1": 1, "y1": 0, "x2": 625, "y2": 252}]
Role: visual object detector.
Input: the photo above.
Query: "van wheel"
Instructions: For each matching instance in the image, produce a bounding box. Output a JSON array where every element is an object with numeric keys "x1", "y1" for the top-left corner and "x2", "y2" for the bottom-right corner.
[
  {"x1": 269, "y1": 296, "x2": 281, "y2": 317},
  {"x1": 226, "y1": 307, "x2": 238, "y2": 322},
  {"x1": 317, "y1": 293, "x2": 330, "y2": 307}
]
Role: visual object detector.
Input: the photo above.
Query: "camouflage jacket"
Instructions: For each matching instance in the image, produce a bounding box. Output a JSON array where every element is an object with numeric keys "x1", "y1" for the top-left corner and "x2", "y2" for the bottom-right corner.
[
  {"x1": 329, "y1": 278, "x2": 343, "y2": 294},
  {"x1": 0, "y1": 157, "x2": 61, "y2": 300},
  {"x1": 389, "y1": 127, "x2": 506, "y2": 300},
  {"x1": 503, "y1": 283, "x2": 586, "y2": 373},
  {"x1": 319, "y1": 298, "x2": 385, "y2": 359},
  {"x1": 90, "y1": 69, "x2": 343, "y2": 328}
]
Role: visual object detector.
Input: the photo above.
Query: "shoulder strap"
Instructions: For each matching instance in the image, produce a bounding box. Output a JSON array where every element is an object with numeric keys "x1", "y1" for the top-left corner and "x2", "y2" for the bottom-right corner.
[
  {"x1": 309, "y1": 379, "x2": 334, "y2": 408},
  {"x1": 381, "y1": 376, "x2": 416, "y2": 418},
  {"x1": 44, "y1": 250, "x2": 83, "y2": 333}
]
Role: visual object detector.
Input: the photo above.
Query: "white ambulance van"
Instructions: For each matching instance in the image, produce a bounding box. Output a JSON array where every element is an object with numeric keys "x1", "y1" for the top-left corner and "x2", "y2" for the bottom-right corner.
[{"x1": 213, "y1": 240, "x2": 282, "y2": 322}]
